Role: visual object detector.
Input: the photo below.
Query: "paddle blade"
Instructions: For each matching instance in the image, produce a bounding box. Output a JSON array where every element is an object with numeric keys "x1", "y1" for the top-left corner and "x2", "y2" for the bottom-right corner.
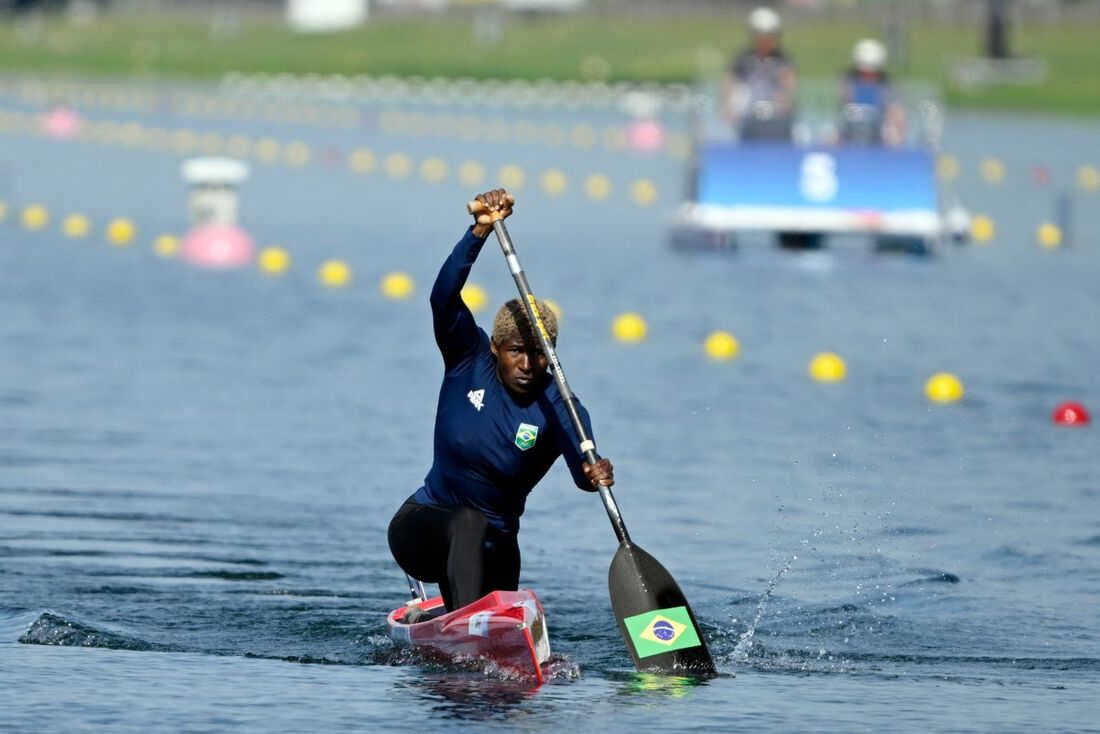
[{"x1": 608, "y1": 541, "x2": 716, "y2": 676}]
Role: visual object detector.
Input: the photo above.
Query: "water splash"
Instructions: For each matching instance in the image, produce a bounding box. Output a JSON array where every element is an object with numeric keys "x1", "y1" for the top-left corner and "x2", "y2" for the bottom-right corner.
[
  {"x1": 19, "y1": 612, "x2": 168, "y2": 652},
  {"x1": 731, "y1": 555, "x2": 795, "y2": 663}
]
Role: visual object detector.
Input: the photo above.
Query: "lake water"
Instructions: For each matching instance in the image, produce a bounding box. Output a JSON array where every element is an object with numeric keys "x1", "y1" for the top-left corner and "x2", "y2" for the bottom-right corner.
[{"x1": 1, "y1": 78, "x2": 1099, "y2": 731}]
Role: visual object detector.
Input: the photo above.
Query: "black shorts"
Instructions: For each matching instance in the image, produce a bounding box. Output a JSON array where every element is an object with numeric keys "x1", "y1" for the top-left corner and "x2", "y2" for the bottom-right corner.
[{"x1": 387, "y1": 496, "x2": 520, "y2": 612}]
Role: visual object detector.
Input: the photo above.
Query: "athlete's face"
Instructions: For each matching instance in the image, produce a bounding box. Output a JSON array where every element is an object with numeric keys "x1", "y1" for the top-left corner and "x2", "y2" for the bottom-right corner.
[
  {"x1": 491, "y1": 337, "x2": 549, "y2": 396},
  {"x1": 753, "y1": 32, "x2": 778, "y2": 55}
]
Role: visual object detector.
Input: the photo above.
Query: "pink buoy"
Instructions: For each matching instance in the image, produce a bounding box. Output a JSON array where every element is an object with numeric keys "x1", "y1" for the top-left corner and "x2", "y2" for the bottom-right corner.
[
  {"x1": 41, "y1": 106, "x2": 82, "y2": 139},
  {"x1": 1030, "y1": 164, "x2": 1052, "y2": 187},
  {"x1": 181, "y1": 225, "x2": 255, "y2": 269},
  {"x1": 626, "y1": 119, "x2": 665, "y2": 152},
  {"x1": 1051, "y1": 401, "x2": 1090, "y2": 427}
]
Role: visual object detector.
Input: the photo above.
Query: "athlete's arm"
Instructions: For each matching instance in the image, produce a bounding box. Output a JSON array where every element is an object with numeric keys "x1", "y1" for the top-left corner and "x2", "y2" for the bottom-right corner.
[
  {"x1": 430, "y1": 190, "x2": 515, "y2": 366},
  {"x1": 430, "y1": 227, "x2": 487, "y2": 366},
  {"x1": 549, "y1": 393, "x2": 614, "y2": 491}
]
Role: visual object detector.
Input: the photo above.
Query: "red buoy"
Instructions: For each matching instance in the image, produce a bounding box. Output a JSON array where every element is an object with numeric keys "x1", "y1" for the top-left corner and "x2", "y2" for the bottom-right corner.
[
  {"x1": 1052, "y1": 401, "x2": 1090, "y2": 426},
  {"x1": 1030, "y1": 164, "x2": 1052, "y2": 187}
]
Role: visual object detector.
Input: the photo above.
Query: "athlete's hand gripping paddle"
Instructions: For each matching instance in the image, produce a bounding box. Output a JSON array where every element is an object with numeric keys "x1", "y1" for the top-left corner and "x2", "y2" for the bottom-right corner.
[{"x1": 467, "y1": 194, "x2": 717, "y2": 677}]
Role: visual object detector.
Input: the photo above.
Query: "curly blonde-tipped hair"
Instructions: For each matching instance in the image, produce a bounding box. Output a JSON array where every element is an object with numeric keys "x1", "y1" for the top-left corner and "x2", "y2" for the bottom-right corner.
[{"x1": 492, "y1": 298, "x2": 558, "y2": 346}]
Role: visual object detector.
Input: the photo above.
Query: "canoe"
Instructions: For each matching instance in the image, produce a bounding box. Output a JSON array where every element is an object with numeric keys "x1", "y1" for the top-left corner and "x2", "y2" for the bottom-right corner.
[{"x1": 386, "y1": 589, "x2": 550, "y2": 684}]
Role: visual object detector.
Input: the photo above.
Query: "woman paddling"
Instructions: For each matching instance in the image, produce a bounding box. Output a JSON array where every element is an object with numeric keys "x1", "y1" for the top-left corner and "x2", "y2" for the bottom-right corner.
[{"x1": 388, "y1": 189, "x2": 615, "y2": 614}]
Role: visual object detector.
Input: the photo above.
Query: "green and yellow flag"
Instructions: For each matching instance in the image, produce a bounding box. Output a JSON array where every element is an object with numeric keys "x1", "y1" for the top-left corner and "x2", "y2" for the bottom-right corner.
[{"x1": 622, "y1": 606, "x2": 702, "y2": 659}]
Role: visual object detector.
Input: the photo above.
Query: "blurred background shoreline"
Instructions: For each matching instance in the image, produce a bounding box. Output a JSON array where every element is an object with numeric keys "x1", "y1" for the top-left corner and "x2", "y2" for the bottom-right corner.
[{"x1": 1, "y1": 0, "x2": 1098, "y2": 115}]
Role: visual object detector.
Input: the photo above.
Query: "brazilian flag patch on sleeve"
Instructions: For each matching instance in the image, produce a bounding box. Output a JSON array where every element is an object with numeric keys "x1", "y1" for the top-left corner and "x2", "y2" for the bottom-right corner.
[{"x1": 622, "y1": 606, "x2": 702, "y2": 659}]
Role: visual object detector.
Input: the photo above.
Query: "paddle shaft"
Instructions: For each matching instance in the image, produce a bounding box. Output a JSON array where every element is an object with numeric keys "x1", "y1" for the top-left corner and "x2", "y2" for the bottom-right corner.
[{"x1": 483, "y1": 215, "x2": 631, "y2": 545}]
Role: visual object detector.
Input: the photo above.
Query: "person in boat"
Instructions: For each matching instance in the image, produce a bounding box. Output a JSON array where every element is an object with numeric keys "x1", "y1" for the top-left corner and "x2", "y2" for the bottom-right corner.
[
  {"x1": 388, "y1": 189, "x2": 615, "y2": 615},
  {"x1": 838, "y1": 38, "x2": 907, "y2": 147},
  {"x1": 722, "y1": 6, "x2": 798, "y2": 142}
]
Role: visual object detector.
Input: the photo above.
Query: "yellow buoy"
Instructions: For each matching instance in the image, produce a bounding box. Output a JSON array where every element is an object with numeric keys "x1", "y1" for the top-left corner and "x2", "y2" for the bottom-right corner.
[
  {"x1": 1077, "y1": 164, "x2": 1099, "y2": 192},
  {"x1": 258, "y1": 246, "x2": 290, "y2": 275},
  {"x1": 106, "y1": 218, "x2": 136, "y2": 246},
  {"x1": 255, "y1": 137, "x2": 281, "y2": 164},
  {"x1": 349, "y1": 148, "x2": 376, "y2": 174},
  {"x1": 925, "y1": 372, "x2": 964, "y2": 403},
  {"x1": 611, "y1": 312, "x2": 648, "y2": 342},
  {"x1": 420, "y1": 157, "x2": 448, "y2": 184},
  {"x1": 585, "y1": 174, "x2": 612, "y2": 201},
  {"x1": 458, "y1": 160, "x2": 485, "y2": 187},
  {"x1": 153, "y1": 234, "x2": 180, "y2": 258},
  {"x1": 543, "y1": 298, "x2": 562, "y2": 319},
  {"x1": 461, "y1": 284, "x2": 488, "y2": 312},
  {"x1": 809, "y1": 352, "x2": 847, "y2": 383},
  {"x1": 540, "y1": 169, "x2": 568, "y2": 197},
  {"x1": 0, "y1": 201, "x2": 8, "y2": 222},
  {"x1": 937, "y1": 154, "x2": 961, "y2": 181},
  {"x1": 21, "y1": 204, "x2": 49, "y2": 231},
  {"x1": 979, "y1": 157, "x2": 1005, "y2": 185},
  {"x1": 384, "y1": 153, "x2": 412, "y2": 179},
  {"x1": 499, "y1": 164, "x2": 526, "y2": 190},
  {"x1": 380, "y1": 271, "x2": 415, "y2": 299},
  {"x1": 62, "y1": 214, "x2": 91, "y2": 239},
  {"x1": 284, "y1": 141, "x2": 312, "y2": 167},
  {"x1": 319, "y1": 260, "x2": 352, "y2": 288},
  {"x1": 630, "y1": 179, "x2": 658, "y2": 206},
  {"x1": 1036, "y1": 223, "x2": 1063, "y2": 249},
  {"x1": 970, "y1": 215, "x2": 995, "y2": 244},
  {"x1": 704, "y1": 331, "x2": 740, "y2": 361}
]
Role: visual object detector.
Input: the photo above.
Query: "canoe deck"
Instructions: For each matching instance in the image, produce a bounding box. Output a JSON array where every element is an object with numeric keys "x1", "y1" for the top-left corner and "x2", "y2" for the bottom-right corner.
[{"x1": 386, "y1": 589, "x2": 550, "y2": 684}]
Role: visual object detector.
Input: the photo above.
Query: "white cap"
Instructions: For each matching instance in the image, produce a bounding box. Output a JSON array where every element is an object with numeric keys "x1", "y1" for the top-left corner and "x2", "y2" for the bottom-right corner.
[
  {"x1": 853, "y1": 39, "x2": 888, "y2": 70},
  {"x1": 748, "y1": 7, "x2": 781, "y2": 35},
  {"x1": 181, "y1": 157, "x2": 250, "y2": 187}
]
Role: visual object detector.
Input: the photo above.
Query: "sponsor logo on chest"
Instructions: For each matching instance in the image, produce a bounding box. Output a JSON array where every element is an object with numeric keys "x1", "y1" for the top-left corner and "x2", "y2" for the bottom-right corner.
[{"x1": 514, "y1": 422, "x2": 539, "y2": 451}]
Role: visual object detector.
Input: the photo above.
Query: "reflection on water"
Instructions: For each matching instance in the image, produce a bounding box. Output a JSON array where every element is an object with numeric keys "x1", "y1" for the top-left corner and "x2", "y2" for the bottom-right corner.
[
  {"x1": 393, "y1": 674, "x2": 542, "y2": 722},
  {"x1": 616, "y1": 672, "x2": 713, "y2": 698}
]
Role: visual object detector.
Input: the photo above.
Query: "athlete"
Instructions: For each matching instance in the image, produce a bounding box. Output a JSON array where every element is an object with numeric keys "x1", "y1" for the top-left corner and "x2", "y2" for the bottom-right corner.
[
  {"x1": 838, "y1": 38, "x2": 907, "y2": 147},
  {"x1": 388, "y1": 189, "x2": 615, "y2": 614},
  {"x1": 722, "y1": 6, "x2": 797, "y2": 142}
]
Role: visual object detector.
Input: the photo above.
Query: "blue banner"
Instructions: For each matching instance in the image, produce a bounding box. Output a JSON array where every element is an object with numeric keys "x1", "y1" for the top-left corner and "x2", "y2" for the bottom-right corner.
[{"x1": 697, "y1": 143, "x2": 938, "y2": 213}]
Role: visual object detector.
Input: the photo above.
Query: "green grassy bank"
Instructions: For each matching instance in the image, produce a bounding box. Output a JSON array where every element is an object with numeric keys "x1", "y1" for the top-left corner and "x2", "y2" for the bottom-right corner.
[{"x1": 0, "y1": 13, "x2": 1096, "y2": 115}]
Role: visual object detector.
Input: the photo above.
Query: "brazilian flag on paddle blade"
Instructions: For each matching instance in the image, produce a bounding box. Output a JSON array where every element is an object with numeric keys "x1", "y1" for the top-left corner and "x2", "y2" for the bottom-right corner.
[
  {"x1": 609, "y1": 542, "x2": 715, "y2": 676},
  {"x1": 623, "y1": 606, "x2": 702, "y2": 659}
]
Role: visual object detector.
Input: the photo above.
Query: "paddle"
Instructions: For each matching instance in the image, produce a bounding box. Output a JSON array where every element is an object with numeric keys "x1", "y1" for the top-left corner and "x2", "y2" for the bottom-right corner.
[{"x1": 468, "y1": 195, "x2": 717, "y2": 677}]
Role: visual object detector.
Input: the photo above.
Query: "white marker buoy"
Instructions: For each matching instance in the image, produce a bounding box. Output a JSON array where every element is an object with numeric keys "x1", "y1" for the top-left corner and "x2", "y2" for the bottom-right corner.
[
  {"x1": 180, "y1": 157, "x2": 255, "y2": 268},
  {"x1": 181, "y1": 157, "x2": 250, "y2": 227}
]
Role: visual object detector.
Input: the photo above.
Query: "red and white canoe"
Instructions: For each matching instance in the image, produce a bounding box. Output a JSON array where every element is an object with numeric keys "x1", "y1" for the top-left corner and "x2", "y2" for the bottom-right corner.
[{"x1": 386, "y1": 589, "x2": 551, "y2": 684}]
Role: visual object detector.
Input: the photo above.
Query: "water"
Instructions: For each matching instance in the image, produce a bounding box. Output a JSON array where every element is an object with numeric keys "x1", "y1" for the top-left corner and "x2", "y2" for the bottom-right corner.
[{"x1": 2, "y1": 79, "x2": 1099, "y2": 731}]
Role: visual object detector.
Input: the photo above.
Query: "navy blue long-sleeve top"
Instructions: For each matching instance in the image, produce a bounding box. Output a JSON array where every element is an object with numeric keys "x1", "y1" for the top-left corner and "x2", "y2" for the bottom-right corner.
[{"x1": 412, "y1": 227, "x2": 596, "y2": 534}]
